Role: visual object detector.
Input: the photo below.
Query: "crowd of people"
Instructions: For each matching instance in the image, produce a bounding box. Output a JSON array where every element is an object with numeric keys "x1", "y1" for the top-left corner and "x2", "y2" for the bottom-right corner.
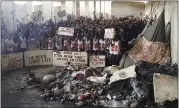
[{"x1": 1, "y1": 14, "x2": 147, "y2": 65}]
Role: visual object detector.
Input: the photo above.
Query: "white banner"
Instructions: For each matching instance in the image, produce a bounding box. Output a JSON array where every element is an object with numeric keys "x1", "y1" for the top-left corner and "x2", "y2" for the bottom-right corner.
[
  {"x1": 53, "y1": 51, "x2": 87, "y2": 66},
  {"x1": 104, "y1": 28, "x2": 115, "y2": 39},
  {"x1": 24, "y1": 50, "x2": 53, "y2": 66},
  {"x1": 58, "y1": 27, "x2": 74, "y2": 36},
  {"x1": 1, "y1": 52, "x2": 23, "y2": 71},
  {"x1": 89, "y1": 55, "x2": 105, "y2": 67}
]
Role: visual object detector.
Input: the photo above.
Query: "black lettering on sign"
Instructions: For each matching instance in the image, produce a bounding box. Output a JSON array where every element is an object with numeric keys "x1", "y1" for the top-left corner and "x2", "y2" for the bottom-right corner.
[
  {"x1": 78, "y1": 59, "x2": 85, "y2": 62},
  {"x1": 42, "y1": 58, "x2": 51, "y2": 62},
  {"x1": 29, "y1": 59, "x2": 40, "y2": 64},
  {"x1": 70, "y1": 59, "x2": 74, "y2": 62},
  {"x1": 95, "y1": 62, "x2": 103, "y2": 65},
  {"x1": 29, "y1": 56, "x2": 33, "y2": 60},
  {"x1": 61, "y1": 58, "x2": 68, "y2": 61},
  {"x1": 63, "y1": 51, "x2": 72, "y2": 55},
  {"x1": 74, "y1": 56, "x2": 82, "y2": 59},
  {"x1": 57, "y1": 58, "x2": 61, "y2": 60},
  {"x1": 57, "y1": 51, "x2": 61, "y2": 54},
  {"x1": 36, "y1": 55, "x2": 40, "y2": 59},
  {"x1": 46, "y1": 58, "x2": 51, "y2": 62},
  {"x1": 67, "y1": 55, "x2": 72, "y2": 58},
  {"x1": 55, "y1": 54, "x2": 62, "y2": 57},
  {"x1": 75, "y1": 59, "x2": 78, "y2": 62},
  {"x1": 8, "y1": 58, "x2": 16, "y2": 62}
]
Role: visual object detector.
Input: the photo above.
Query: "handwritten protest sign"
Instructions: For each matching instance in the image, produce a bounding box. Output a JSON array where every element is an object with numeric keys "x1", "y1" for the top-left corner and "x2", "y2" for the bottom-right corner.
[
  {"x1": 53, "y1": 51, "x2": 87, "y2": 66},
  {"x1": 1, "y1": 52, "x2": 23, "y2": 71},
  {"x1": 89, "y1": 55, "x2": 105, "y2": 67},
  {"x1": 24, "y1": 50, "x2": 53, "y2": 66},
  {"x1": 58, "y1": 27, "x2": 74, "y2": 36},
  {"x1": 104, "y1": 28, "x2": 115, "y2": 39}
]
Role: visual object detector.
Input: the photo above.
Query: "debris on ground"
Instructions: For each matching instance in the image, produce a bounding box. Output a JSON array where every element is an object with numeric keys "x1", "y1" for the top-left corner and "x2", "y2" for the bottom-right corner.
[
  {"x1": 10, "y1": 86, "x2": 26, "y2": 93},
  {"x1": 24, "y1": 61, "x2": 178, "y2": 107}
]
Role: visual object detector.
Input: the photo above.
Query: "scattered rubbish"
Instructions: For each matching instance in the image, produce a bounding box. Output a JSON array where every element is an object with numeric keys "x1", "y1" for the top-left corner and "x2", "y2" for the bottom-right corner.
[
  {"x1": 103, "y1": 65, "x2": 122, "y2": 74},
  {"x1": 10, "y1": 86, "x2": 26, "y2": 93},
  {"x1": 24, "y1": 61, "x2": 178, "y2": 107},
  {"x1": 43, "y1": 74, "x2": 56, "y2": 83},
  {"x1": 87, "y1": 74, "x2": 108, "y2": 83},
  {"x1": 135, "y1": 61, "x2": 178, "y2": 82}
]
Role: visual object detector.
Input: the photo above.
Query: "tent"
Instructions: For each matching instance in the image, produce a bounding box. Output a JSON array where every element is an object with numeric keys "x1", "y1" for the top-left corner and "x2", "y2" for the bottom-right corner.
[{"x1": 120, "y1": 9, "x2": 171, "y2": 68}]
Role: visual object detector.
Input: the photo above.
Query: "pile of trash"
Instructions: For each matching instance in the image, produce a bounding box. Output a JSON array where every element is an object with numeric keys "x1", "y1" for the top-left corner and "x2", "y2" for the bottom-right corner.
[{"x1": 26, "y1": 61, "x2": 178, "y2": 107}]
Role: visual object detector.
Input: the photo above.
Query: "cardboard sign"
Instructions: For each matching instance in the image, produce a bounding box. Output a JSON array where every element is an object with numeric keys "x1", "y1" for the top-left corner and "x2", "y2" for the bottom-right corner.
[
  {"x1": 58, "y1": 27, "x2": 74, "y2": 36},
  {"x1": 89, "y1": 55, "x2": 105, "y2": 67},
  {"x1": 104, "y1": 28, "x2": 115, "y2": 39},
  {"x1": 1, "y1": 52, "x2": 23, "y2": 71},
  {"x1": 153, "y1": 73, "x2": 177, "y2": 103},
  {"x1": 53, "y1": 51, "x2": 87, "y2": 66},
  {"x1": 24, "y1": 50, "x2": 53, "y2": 66}
]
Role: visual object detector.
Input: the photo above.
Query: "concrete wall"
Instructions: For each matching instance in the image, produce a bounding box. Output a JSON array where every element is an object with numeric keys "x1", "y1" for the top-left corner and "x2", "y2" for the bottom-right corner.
[
  {"x1": 42, "y1": 1, "x2": 52, "y2": 21},
  {"x1": 111, "y1": 1, "x2": 145, "y2": 17},
  {"x1": 170, "y1": 1, "x2": 178, "y2": 64}
]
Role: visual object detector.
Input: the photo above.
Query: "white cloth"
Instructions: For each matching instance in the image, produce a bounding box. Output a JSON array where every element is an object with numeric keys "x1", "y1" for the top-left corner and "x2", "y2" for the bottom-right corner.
[
  {"x1": 109, "y1": 65, "x2": 136, "y2": 84},
  {"x1": 93, "y1": 39, "x2": 98, "y2": 51},
  {"x1": 87, "y1": 74, "x2": 108, "y2": 83}
]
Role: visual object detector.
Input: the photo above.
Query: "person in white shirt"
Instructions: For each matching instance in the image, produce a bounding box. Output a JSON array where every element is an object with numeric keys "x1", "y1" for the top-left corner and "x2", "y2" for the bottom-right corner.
[{"x1": 5, "y1": 37, "x2": 14, "y2": 53}]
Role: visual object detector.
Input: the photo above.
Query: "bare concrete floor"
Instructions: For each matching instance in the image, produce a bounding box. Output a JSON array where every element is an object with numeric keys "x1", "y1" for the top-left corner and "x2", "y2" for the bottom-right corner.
[{"x1": 1, "y1": 66, "x2": 76, "y2": 107}]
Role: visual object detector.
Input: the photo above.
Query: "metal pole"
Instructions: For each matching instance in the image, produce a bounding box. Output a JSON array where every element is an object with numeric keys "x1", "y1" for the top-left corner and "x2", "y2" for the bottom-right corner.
[
  {"x1": 12, "y1": 2, "x2": 15, "y2": 33},
  {"x1": 104, "y1": 1, "x2": 105, "y2": 18},
  {"x1": 94, "y1": 1, "x2": 96, "y2": 19}
]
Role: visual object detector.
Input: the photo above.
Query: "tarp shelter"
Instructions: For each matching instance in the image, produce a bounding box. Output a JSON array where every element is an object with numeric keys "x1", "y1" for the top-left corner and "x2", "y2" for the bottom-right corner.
[{"x1": 122, "y1": 9, "x2": 170, "y2": 68}]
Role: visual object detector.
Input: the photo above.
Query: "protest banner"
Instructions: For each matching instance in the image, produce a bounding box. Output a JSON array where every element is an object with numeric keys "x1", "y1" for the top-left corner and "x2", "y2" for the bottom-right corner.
[
  {"x1": 53, "y1": 51, "x2": 87, "y2": 66},
  {"x1": 104, "y1": 28, "x2": 115, "y2": 39},
  {"x1": 1, "y1": 52, "x2": 23, "y2": 71},
  {"x1": 24, "y1": 50, "x2": 53, "y2": 66},
  {"x1": 58, "y1": 27, "x2": 74, "y2": 36},
  {"x1": 89, "y1": 55, "x2": 105, "y2": 67}
]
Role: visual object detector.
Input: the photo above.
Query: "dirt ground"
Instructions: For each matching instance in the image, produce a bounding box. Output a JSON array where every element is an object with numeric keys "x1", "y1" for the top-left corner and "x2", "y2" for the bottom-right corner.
[{"x1": 1, "y1": 66, "x2": 76, "y2": 107}]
